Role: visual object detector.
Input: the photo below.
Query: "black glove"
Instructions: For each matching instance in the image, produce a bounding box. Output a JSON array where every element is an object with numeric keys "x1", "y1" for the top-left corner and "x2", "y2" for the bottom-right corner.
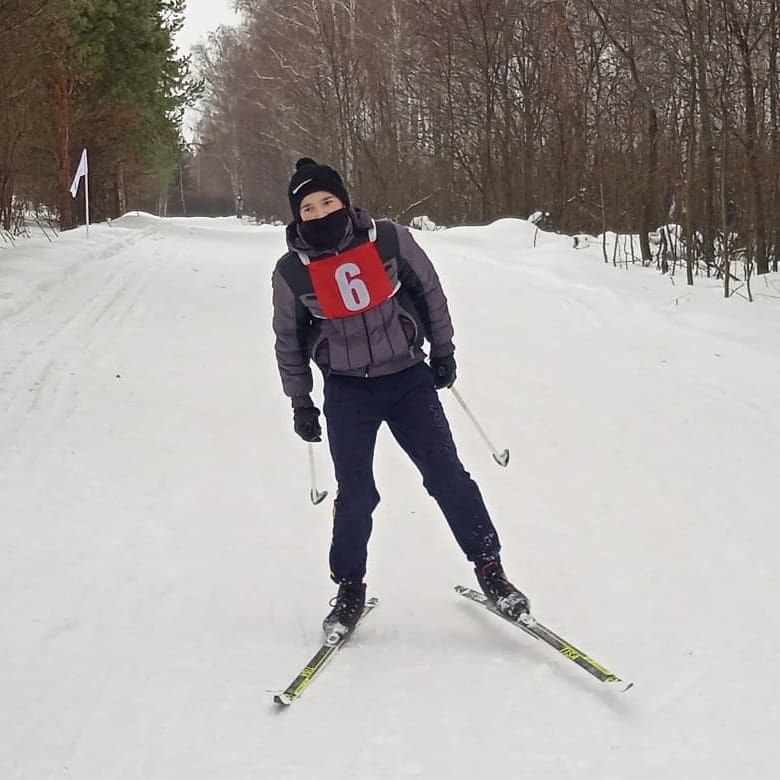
[
  {"x1": 430, "y1": 354, "x2": 457, "y2": 390},
  {"x1": 293, "y1": 406, "x2": 322, "y2": 442}
]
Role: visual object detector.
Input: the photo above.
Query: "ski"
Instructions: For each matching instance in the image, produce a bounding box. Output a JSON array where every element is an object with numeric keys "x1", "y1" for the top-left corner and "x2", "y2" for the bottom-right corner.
[
  {"x1": 455, "y1": 586, "x2": 633, "y2": 692},
  {"x1": 273, "y1": 597, "x2": 379, "y2": 706}
]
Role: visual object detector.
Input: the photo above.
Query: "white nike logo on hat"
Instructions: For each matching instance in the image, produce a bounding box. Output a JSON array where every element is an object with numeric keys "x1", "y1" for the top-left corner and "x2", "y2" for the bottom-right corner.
[{"x1": 292, "y1": 178, "x2": 313, "y2": 195}]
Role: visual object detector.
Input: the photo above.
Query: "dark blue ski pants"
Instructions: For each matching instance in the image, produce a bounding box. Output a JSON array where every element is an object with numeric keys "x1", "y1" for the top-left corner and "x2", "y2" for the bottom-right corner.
[{"x1": 323, "y1": 361, "x2": 501, "y2": 584}]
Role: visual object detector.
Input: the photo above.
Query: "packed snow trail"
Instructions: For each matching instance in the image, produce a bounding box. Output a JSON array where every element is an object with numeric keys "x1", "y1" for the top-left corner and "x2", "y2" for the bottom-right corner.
[{"x1": 1, "y1": 213, "x2": 779, "y2": 779}]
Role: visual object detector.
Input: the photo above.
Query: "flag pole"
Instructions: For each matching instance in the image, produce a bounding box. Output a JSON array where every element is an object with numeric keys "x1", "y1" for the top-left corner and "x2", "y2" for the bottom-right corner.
[{"x1": 84, "y1": 161, "x2": 90, "y2": 240}]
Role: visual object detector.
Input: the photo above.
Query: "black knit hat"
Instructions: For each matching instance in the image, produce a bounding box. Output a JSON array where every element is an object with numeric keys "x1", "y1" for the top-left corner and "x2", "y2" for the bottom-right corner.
[{"x1": 288, "y1": 157, "x2": 350, "y2": 220}]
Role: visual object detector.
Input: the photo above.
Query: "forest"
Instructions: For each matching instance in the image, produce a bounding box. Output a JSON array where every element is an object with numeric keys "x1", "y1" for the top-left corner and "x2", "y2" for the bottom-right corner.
[
  {"x1": 4, "y1": 1, "x2": 780, "y2": 291},
  {"x1": 0, "y1": 0, "x2": 194, "y2": 232},
  {"x1": 193, "y1": 0, "x2": 780, "y2": 289}
]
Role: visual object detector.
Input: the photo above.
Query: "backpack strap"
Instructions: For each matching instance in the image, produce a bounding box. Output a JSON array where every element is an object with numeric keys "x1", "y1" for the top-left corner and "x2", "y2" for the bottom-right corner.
[
  {"x1": 277, "y1": 249, "x2": 314, "y2": 298},
  {"x1": 374, "y1": 218, "x2": 401, "y2": 262}
]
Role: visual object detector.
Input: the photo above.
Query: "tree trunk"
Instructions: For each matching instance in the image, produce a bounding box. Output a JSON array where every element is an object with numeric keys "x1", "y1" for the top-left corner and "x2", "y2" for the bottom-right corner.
[
  {"x1": 769, "y1": 0, "x2": 780, "y2": 272},
  {"x1": 694, "y1": 0, "x2": 716, "y2": 270},
  {"x1": 51, "y1": 48, "x2": 72, "y2": 231},
  {"x1": 639, "y1": 106, "x2": 659, "y2": 265},
  {"x1": 728, "y1": 0, "x2": 769, "y2": 274},
  {"x1": 116, "y1": 161, "x2": 127, "y2": 216}
]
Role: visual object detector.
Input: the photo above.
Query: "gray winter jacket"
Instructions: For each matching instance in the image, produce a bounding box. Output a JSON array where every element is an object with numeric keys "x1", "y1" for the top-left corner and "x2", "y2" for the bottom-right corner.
[{"x1": 271, "y1": 208, "x2": 455, "y2": 407}]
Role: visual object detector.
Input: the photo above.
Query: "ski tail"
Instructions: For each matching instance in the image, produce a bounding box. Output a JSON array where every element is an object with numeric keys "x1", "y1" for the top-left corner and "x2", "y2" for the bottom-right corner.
[
  {"x1": 273, "y1": 644, "x2": 339, "y2": 706},
  {"x1": 274, "y1": 596, "x2": 379, "y2": 706},
  {"x1": 455, "y1": 586, "x2": 633, "y2": 692},
  {"x1": 524, "y1": 619, "x2": 633, "y2": 691}
]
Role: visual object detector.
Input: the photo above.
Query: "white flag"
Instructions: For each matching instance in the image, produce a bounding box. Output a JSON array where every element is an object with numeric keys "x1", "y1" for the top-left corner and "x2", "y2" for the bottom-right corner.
[{"x1": 69, "y1": 148, "x2": 88, "y2": 198}]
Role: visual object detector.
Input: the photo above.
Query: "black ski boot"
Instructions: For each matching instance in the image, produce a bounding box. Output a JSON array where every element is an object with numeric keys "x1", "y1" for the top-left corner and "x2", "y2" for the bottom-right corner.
[
  {"x1": 322, "y1": 582, "x2": 367, "y2": 642},
  {"x1": 475, "y1": 559, "x2": 530, "y2": 620}
]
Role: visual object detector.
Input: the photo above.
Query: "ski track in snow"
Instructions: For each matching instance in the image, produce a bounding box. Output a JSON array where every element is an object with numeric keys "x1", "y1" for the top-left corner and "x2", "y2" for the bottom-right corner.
[
  {"x1": 0, "y1": 227, "x2": 162, "y2": 451},
  {"x1": 1, "y1": 214, "x2": 779, "y2": 779}
]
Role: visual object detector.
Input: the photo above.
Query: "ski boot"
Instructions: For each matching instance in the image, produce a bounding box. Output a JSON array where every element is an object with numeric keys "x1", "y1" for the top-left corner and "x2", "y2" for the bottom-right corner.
[
  {"x1": 475, "y1": 559, "x2": 530, "y2": 620},
  {"x1": 322, "y1": 582, "x2": 366, "y2": 643}
]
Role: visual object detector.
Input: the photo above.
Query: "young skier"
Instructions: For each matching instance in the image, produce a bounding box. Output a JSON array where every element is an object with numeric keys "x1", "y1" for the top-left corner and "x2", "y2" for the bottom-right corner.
[{"x1": 271, "y1": 158, "x2": 529, "y2": 639}]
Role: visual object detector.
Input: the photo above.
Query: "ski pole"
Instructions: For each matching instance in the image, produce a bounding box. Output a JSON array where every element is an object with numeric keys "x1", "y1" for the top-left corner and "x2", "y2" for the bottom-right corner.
[
  {"x1": 449, "y1": 387, "x2": 509, "y2": 467},
  {"x1": 308, "y1": 443, "x2": 328, "y2": 505}
]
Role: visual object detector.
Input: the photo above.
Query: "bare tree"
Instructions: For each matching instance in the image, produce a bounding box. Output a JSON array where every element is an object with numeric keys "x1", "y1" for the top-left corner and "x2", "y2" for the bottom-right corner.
[{"x1": 195, "y1": 0, "x2": 780, "y2": 291}]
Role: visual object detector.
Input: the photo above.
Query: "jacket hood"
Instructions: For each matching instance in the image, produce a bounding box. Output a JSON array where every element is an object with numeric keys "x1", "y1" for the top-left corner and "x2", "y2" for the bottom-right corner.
[{"x1": 285, "y1": 206, "x2": 374, "y2": 257}]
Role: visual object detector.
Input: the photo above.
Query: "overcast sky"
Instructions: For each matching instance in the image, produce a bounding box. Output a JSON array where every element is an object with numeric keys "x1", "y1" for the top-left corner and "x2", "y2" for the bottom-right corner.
[
  {"x1": 176, "y1": 0, "x2": 241, "y2": 54},
  {"x1": 177, "y1": 1, "x2": 242, "y2": 140}
]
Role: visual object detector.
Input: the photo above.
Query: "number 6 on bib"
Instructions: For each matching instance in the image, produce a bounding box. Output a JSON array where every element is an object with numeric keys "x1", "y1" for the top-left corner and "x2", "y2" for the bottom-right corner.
[
  {"x1": 334, "y1": 262, "x2": 370, "y2": 311},
  {"x1": 306, "y1": 240, "x2": 395, "y2": 318}
]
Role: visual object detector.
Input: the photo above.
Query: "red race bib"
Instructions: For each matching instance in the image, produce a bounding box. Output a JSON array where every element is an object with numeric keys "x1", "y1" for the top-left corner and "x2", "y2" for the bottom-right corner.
[{"x1": 306, "y1": 240, "x2": 394, "y2": 318}]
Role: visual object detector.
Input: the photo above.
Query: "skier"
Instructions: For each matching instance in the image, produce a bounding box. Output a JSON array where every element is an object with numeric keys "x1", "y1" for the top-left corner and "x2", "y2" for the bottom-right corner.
[{"x1": 271, "y1": 158, "x2": 529, "y2": 639}]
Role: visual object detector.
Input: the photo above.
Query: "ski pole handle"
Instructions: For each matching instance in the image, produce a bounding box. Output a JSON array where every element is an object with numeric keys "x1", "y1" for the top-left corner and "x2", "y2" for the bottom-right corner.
[{"x1": 449, "y1": 387, "x2": 509, "y2": 467}]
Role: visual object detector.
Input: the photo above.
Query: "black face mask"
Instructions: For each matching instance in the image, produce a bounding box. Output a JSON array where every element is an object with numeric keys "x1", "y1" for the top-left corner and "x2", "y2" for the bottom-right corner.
[{"x1": 299, "y1": 208, "x2": 350, "y2": 251}]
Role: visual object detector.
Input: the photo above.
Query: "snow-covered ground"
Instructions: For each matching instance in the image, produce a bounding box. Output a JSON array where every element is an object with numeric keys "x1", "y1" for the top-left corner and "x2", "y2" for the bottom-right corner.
[{"x1": 2, "y1": 213, "x2": 779, "y2": 779}]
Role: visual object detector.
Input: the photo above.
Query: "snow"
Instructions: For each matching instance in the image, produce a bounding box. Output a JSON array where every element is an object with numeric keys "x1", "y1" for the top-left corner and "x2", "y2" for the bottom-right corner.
[
  {"x1": 2, "y1": 213, "x2": 779, "y2": 778},
  {"x1": 409, "y1": 215, "x2": 439, "y2": 231}
]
